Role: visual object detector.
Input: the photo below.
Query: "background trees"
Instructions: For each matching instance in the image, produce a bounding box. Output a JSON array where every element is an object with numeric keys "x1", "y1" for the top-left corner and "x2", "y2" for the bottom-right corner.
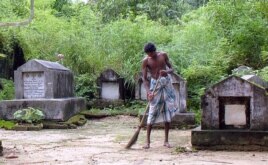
[{"x1": 0, "y1": 0, "x2": 267, "y2": 118}]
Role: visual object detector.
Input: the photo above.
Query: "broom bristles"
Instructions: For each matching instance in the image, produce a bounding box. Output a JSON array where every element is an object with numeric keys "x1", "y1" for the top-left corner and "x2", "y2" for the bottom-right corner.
[{"x1": 125, "y1": 127, "x2": 141, "y2": 149}]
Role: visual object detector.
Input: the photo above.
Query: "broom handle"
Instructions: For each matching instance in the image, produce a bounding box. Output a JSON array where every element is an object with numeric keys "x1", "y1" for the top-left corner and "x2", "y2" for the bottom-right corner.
[{"x1": 139, "y1": 79, "x2": 160, "y2": 128}]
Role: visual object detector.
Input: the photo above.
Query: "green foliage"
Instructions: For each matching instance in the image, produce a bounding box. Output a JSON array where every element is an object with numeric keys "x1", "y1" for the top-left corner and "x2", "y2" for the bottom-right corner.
[
  {"x1": 0, "y1": 0, "x2": 29, "y2": 22},
  {"x1": 52, "y1": 0, "x2": 71, "y2": 12},
  {"x1": 13, "y1": 107, "x2": 45, "y2": 124},
  {"x1": 0, "y1": 0, "x2": 268, "y2": 119},
  {"x1": 83, "y1": 101, "x2": 146, "y2": 117},
  {"x1": 95, "y1": 0, "x2": 204, "y2": 24},
  {"x1": 206, "y1": 0, "x2": 268, "y2": 69},
  {"x1": 0, "y1": 120, "x2": 16, "y2": 130},
  {"x1": 75, "y1": 73, "x2": 98, "y2": 100},
  {"x1": 0, "y1": 28, "x2": 14, "y2": 55},
  {"x1": 0, "y1": 78, "x2": 14, "y2": 100},
  {"x1": 165, "y1": 0, "x2": 268, "y2": 111},
  {"x1": 257, "y1": 66, "x2": 268, "y2": 82},
  {"x1": 95, "y1": 15, "x2": 172, "y2": 84},
  {"x1": 51, "y1": 0, "x2": 76, "y2": 18}
]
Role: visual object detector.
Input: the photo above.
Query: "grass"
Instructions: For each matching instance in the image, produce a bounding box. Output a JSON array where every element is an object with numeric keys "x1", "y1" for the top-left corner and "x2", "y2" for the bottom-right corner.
[
  {"x1": 0, "y1": 120, "x2": 16, "y2": 130},
  {"x1": 81, "y1": 101, "x2": 147, "y2": 117}
]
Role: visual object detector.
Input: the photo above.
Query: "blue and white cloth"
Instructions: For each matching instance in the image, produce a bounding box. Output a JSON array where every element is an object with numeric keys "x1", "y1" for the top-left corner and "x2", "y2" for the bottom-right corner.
[{"x1": 147, "y1": 76, "x2": 179, "y2": 124}]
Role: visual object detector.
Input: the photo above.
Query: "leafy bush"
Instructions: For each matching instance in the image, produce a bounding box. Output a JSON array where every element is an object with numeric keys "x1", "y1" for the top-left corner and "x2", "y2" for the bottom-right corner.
[
  {"x1": 13, "y1": 107, "x2": 45, "y2": 124},
  {"x1": 95, "y1": 0, "x2": 203, "y2": 24},
  {"x1": 206, "y1": 0, "x2": 268, "y2": 69},
  {"x1": 75, "y1": 73, "x2": 98, "y2": 100},
  {"x1": 0, "y1": 0, "x2": 29, "y2": 22},
  {"x1": 0, "y1": 78, "x2": 14, "y2": 100},
  {"x1": 257, "y1": 66, "x2": 268, "y2": 82}
]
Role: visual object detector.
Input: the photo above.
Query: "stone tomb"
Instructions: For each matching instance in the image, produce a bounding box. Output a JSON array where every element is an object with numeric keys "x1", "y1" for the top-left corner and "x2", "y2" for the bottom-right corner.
[
  {"x1": 136, "y1": 72, "x2": 195, "y2": 128},
  {"x1": 192, "y1": 75, "x2": 268, "y2": 150},
  {"x1": 92, "y1": 69, "x2": 128, "y2": 108},
  {"x1": 0, "y1": 59, "x2": 85, "y2": 121},
  {"x1": 97, "y1": 69, "x2": 125, "y2": 100}
]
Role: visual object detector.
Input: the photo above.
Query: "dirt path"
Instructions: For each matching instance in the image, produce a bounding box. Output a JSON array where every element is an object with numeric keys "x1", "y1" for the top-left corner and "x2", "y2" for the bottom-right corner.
[{"x1": 0, "y1": 116, "x2": 267, "y2": 165}]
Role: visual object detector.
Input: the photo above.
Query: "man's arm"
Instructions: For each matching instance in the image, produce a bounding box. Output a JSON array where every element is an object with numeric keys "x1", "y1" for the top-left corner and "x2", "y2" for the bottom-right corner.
[
  {"x1": 164, "y1": 53, "x2": 174, "y2": 74},
  {"x1": 142, "y1": 58, "x2": 150, "y2": 93},
  {"x1": 159, "y1": 53, "x2": 173, "y2": 77}
]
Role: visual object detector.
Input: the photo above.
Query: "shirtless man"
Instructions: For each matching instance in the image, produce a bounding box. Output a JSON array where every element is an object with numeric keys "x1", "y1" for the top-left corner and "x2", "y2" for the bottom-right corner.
[{"x1": 142, "y1": 42, "x2": 178, "y2": 149}]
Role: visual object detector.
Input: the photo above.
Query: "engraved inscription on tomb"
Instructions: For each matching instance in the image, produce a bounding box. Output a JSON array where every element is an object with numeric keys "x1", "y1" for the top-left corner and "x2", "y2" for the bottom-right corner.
[{"x1": 23, "y1": 72, "x2": 45, "y2": 98}]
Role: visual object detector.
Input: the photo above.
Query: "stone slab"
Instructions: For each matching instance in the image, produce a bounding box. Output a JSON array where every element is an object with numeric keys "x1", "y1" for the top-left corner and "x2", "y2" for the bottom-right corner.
[
  {"x1": 140, "y1": 112, "x2": 195, "y2": 128},
  {"x1": 14, "y1": 123, "x2": 43, "y2": 131},
  {"x1": 89, "y1": 99, "x2": 124, "y2": 109},
  {"x1": 101, "y1": 82, "x2": 120, "y2": 100},
  {"x1": 0, "y1": 98, "x2": 86, "y2": 121},
  {"x1": 191, "y1": 126, "x2": 268, "y2": 151}
]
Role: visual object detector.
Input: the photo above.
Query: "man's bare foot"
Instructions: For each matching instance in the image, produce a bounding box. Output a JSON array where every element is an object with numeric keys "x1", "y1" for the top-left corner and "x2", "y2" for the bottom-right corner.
[
  {"x1": 163, "y1": 142, "x2": 172, "y2": 148},
  {"x1": 142, "y1": 143, "x2": 150, "y2": 149}
]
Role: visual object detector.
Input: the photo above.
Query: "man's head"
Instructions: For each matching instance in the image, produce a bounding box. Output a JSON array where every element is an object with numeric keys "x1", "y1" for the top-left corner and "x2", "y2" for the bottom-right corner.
[{"x1": 144, "y1": 42, "x2": 156, "y2": 57}]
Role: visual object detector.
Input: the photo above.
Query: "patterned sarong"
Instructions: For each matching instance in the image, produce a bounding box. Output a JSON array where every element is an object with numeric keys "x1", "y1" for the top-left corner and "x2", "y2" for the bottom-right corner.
[{"x1": 147, "y1": 76, "x2": 179, "y2": 124}]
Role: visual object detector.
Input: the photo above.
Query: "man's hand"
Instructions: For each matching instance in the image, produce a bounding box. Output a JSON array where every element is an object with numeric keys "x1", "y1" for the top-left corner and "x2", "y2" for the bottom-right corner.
[
  {"x1": 147, "y1": 91, "x2": 154, "y2": 101},
  {"x1": 159, "y1": 70, "x2": 168, "y2": 77}
]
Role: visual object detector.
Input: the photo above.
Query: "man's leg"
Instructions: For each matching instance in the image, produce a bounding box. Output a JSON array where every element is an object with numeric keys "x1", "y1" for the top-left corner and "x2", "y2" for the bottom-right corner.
[
  {"x1": 164, "y1": 122, "x2": 171, "y2": 148},
  {"x1": 143, "y1": 124, "x2": 152, "y2": 149}
]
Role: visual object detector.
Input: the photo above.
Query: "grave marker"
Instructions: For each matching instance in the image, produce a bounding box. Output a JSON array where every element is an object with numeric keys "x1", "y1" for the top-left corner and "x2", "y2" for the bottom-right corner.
[
  {"x1": 0, "y1": 59, "x2": 85, "y2": 121},
  {"x1": 192, "y1": 75, "x2": 268, "y2": 150}
]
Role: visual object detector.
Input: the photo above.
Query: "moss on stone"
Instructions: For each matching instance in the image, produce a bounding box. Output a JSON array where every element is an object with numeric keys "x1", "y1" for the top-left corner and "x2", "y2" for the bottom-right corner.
[
  {"x1": 64, "y1": 114, "x2": 87, "y2": 126},
  {"x1": 42, "y1": 114, "x2": 87, "y2": 129},
  {"x1": 43, "y1": 121, "x2": 77, "y2": 129}
]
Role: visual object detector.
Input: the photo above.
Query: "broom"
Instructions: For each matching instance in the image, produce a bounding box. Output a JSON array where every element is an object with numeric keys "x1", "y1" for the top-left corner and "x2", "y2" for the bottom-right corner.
[{"x1": 125, "y1": 79, "x2": 159, "y2": 149}]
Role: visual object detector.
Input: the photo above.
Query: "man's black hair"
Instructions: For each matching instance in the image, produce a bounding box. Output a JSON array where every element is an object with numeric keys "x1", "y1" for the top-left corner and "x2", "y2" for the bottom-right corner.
[{"x1": 144, "y1": 42, "x2": 156, "y2": 53}]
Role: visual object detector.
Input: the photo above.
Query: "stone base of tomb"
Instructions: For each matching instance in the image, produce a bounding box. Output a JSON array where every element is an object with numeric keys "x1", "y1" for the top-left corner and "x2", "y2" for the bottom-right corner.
[
  {"x1": 0, "y1": 141, "x2": 2, "y2": 156},
  {"x1": 139, "y1": 112, "x2": 196, "y2": 129},
  {"x1": 0, "y1": 97, "x2": 86, "y2": 121},
  {"x1": 14, "y1": 123, "x2": 43, "y2": 131},
  {"x1": 88, "y1": 99, "x2": 124, "y2": 109},
  {"x1": 192, "y1": 126, "x2": 268, "y2": 151}
]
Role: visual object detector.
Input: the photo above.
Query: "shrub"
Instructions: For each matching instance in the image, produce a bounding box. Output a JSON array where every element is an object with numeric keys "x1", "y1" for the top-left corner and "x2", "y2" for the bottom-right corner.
[
  {"x1": 0, "y1": 78, "x2": 14, "y2": 100},
  {"x1": 75, "y1": 73, "x2": 98, "y2": 100},
  {"x1": 13, "y1": 107, "x2": 45, "y2": 124}
]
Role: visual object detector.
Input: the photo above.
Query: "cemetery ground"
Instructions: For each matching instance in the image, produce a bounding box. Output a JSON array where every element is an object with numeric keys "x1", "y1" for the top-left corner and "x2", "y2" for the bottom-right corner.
[{"x1": 0, "y1": 116, "x2": 268, "y2": 165}]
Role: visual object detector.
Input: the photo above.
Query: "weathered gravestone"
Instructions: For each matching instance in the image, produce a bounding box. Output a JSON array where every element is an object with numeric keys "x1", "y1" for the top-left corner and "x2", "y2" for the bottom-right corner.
[
  {"x1": 93, "y1": 69, "x2": 135, "y2": 108},
  {"x1": 192, "y1": 75, "x2": 268, "y2": 150},
  {"x1": 136, "y1": 72, "x2": 195, "y2": 128},
  {"x1": 97, "y1": 69, "x2": 125, "y2": 100},
  {"x1": 0, "y1": 59, "x2": 86, "y2": 121}
]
